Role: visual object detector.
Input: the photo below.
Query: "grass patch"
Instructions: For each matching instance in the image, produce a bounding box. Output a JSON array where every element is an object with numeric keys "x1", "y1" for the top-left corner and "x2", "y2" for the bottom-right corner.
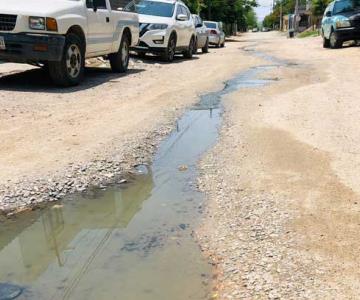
[{"x1": 297, "y1": 30, "x2": 320, "y2": 38}]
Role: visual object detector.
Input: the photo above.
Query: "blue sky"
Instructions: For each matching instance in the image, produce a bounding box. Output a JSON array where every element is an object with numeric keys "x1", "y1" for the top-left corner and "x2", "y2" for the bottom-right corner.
[{"x1": 255, "y1": 0, "x2": 273, "y2": 21}]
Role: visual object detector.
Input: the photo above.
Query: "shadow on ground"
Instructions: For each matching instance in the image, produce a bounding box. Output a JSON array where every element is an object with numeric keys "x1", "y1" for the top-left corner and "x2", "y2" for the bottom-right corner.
[
  {"x1": 130, "y1": 53, "x2": 200, "y2": 65},
  {"x1": 0, "y1": 67, "x2": 145, "y2": 93}
]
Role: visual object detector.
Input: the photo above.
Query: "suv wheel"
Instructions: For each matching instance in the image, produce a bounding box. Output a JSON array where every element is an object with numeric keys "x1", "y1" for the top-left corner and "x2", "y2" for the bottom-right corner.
[
  {"x1": 163, "y1": 34, "x2": 176, "y2": 62},
  {"x1": 192, "y1": 38, "x2": 198, "y2": 54},
  {"x1": 183, "y1": 36, "x2": 195, "y2": 59},
  {"x1": 323, "y1": 36, "x2": 330, "y2": 48},
  {"x1": 330, "y1": 31, "x2": 342, "y2": 49},
  {"x1": 48, "y1": 33, "x2": 85, "y2": 87},
  {"x1": 109, "y1": 33, "x2": 130, "y2": 73},
  {"x1": 202, "y1": 38, "x2": 209, "y2": 53}
]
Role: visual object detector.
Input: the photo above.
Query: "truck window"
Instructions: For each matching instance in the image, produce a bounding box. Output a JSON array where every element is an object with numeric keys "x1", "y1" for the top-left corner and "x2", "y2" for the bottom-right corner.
[
  {"x1": 110, "y1": 0, "x2": 135, "y2": 10},
  {"x1": 86, "y1": 0, "x2": 107, "y2": 9}
]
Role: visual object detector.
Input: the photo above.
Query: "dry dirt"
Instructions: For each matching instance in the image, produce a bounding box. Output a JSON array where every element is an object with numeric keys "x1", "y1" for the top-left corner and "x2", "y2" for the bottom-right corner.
[
  {"x1": 0, "y1": 40, "x2": 262, "y2": 213},
  {"x1": 198, "y1": 32, "x2": 360, "y2": 299}
]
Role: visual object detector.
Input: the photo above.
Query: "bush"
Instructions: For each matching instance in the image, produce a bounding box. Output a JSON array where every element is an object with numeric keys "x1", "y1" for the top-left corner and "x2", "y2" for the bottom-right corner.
[{"x1": 297, "y1": 30, "x2": 320, "y2": 38}]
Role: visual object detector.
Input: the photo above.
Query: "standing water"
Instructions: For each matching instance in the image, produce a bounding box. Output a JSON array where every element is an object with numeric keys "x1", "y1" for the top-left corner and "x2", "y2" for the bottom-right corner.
[{"x1": 0, "y1": 55, "x2": 282, "y2": 300}]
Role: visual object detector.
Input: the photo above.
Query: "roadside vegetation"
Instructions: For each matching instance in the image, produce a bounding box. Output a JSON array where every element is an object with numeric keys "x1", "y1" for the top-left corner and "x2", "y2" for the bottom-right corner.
[
  {"x1": 297, "y1": 29, "x2": 320, "y2": 38},
  {"x1": 183, "y1": 0, "x2": 258, "y2": 32},
  {"x1": 263, "y1": 0, "x2": 331, "y2": 29}
]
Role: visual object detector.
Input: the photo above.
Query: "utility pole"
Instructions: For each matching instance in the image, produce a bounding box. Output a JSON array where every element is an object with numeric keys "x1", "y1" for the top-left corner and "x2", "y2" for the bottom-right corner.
[
  {"x1": 207, "y1": 0, "x2": 211, "y2": 19},
  {"x1": 294, "y1": 0, "x2": 299, "y2": 32},
  {"x1": 279, "y1": 0, "x2": 283, "y2": 31}
]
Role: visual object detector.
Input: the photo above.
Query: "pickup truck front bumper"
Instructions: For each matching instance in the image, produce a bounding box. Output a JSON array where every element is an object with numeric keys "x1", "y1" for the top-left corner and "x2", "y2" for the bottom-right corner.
[{"x1": 0, "y1": 33, "x2": 65, "y2": 63}]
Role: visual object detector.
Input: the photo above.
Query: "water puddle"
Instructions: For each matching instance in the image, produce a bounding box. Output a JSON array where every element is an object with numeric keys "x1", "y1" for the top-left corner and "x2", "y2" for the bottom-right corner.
[{"x1": 0, "y1": 52, "x2": 287, "y2": 300}]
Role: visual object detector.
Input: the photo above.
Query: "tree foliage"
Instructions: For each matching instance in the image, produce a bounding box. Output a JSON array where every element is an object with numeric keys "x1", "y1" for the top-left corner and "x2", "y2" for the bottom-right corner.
[
  {"x1": 182, "y1": 0, "x2": 258, "y2": 31},
  {"x1": 262, "y1": 0, "x2": 297, "y2": 28},
  {"x1": 311, "y1": 0, "x2": 331, "y2": 16}
]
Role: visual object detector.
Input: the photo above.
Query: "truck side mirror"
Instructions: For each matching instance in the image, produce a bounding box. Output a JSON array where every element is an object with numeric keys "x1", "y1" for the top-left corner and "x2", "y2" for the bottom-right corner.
[{"x1": 326, "y1": 11, "x2": 332, "y2": 17}]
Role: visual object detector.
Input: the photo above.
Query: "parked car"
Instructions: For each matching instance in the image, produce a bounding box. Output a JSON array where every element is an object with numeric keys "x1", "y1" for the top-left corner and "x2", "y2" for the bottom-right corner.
[
  {"x1": 322, "y1": 0, "x2": 360, "y2": 48},
  {"x1": 132, "y1": 0, "x2": 196, "y2": 61},
  {"x1": 0, "y1": 0, "x2": 139, "y2": 86},
  {"x1": 204, "y1": 21, "x2": 225, "y2": 48},
  {"x1": 192, "y1": 14, "x2": 209, "y2": 53},
  {"x1": 252, "y1": 27, "x2": 259, "y2": 32}
]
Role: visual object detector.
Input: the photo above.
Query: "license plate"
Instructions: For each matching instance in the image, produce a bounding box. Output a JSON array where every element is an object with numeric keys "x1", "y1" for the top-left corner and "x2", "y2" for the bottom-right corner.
[{"x1": 0, "y1": 37, "x2": 5, "y2": 50}]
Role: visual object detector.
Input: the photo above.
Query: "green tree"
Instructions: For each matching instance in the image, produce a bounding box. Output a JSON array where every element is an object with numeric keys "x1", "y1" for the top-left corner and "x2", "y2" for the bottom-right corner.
[
  {"x1": 245, "y1": 8, "x2": 257, "y2": 28},
  {"x1": 183, "y1": 0, "x2": 258, "y2": 32},
  {"x1": 312, "y1": 0, "x2": 331, "y2": 17}
]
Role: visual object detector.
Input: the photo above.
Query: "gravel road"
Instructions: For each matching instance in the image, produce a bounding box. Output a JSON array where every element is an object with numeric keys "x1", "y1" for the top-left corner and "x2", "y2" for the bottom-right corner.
[
  {"x1": 198, "y1": 32, "x2": 360, "y2": 299},
  {"x1": 0, "y1": 39, "x2": 261, "y2": 214}
]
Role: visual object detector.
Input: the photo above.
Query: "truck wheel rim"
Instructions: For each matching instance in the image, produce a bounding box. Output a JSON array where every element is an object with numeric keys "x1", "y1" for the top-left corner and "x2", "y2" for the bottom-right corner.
[
  {"x1": 66, "y1": 44, "x2": 81, "y2": 78},
  {"x1": 122, "y1": 40, "x2": 129, "y2": 67}
]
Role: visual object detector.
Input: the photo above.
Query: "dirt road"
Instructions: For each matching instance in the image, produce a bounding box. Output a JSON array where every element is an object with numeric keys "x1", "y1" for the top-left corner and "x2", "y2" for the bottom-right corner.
[
  {"x1": 198, "y1": 32, "x2": 360, "y2": 299},
  {"x1": 2, "y1": 30, "x2": 360, "y2": 299},
  {"x1": 0, "y1": 41, "x2": 262, "y2": 213}
]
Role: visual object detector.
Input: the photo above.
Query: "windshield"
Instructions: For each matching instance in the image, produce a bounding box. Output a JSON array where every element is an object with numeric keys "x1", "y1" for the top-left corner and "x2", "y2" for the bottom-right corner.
[
  {"x1": 204, "y1": 22, "x2": 217, "y2": 29},
  {"x1": 136, "y1": 0, "x2": 175, "y2": 17},
  {"x1": 334, "y1": 0, "x2": 360, "y2": 14}
]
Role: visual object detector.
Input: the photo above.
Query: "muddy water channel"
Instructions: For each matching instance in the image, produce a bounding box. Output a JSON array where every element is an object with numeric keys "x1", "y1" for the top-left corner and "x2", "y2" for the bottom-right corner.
[{"x1": 0, "y1": 52, "x2": 283, "y2": 300}]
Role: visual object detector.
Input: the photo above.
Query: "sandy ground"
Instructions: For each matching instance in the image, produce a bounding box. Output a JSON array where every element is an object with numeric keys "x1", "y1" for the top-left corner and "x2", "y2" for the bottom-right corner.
[
  {"x1": 0, "y1": 40, "x2": 262, "y2": 213},
  {"x1": 198, "y1": 32, "x2": 360, "y2": 299}
]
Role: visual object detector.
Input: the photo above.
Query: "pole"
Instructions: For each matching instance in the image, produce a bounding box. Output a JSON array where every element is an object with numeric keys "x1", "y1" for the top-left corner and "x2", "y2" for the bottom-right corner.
[
  {"x1": 279, "y1": 0, "x2": 283, "y2": 31},
  {"x1": 294, "y1": 0, "x2": 299, "y2": 32}
]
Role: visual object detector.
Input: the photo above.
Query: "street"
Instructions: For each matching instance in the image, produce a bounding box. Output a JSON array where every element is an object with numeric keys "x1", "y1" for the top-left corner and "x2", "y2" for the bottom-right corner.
[
  {"x1": 1, "y1": 31, "x2": 360, "y2": 298},
  {"x1": 199, "y1": 32, "x2": 360, "y2": 299}
]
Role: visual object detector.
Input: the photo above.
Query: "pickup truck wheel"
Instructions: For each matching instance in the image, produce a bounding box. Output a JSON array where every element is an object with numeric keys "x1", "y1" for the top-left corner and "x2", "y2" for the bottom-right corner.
[
  {"x1": 109, "y1": 34, "x2": 130, "y2": 73},
  {"x1": 202, "y1": 38, "x2": 209, "y2": 53},
  {"x1": 162, "y1": 34, "x2": 176, "y2": 62},
  {"x1": 48, "y1": 33, "x2": 85, "y2": 87},
  {"x1": 330, "y1": 31, "x2": 342, "y2": 49},
  {"x1": 183, "y1": 37, "x2": 195, "y2": 59}
]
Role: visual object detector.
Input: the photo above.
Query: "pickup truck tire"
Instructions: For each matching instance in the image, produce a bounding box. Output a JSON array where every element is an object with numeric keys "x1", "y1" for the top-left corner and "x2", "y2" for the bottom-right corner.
[
  {"x1": 330, "y1": 31, "x2": 342, "y2": 49},
  {"x1": 109, "y1": 34, "x2": 130, "y2": 73},
  {"x1": 48, "y1": 33, "x2": 85, "y2": 87},
  {"x1": 162, "y1": 34, "x2": 176, "y2": 62},
  {"x1": 183, "y1": 36, "x2": 195, "y2": 59},
  {"x1": 202, "y1": 38, "x2": 209, "y2": 53}
]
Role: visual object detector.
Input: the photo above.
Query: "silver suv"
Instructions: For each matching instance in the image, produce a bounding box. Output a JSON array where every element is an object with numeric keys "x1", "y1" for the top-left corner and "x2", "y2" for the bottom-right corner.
[{"x1": 133, "y1": 0, "x2": 196, "y2": 61}]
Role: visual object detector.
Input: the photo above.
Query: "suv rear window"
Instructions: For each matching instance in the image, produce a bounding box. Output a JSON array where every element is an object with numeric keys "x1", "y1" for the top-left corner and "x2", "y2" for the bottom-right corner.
[{"x1": 136, "y1": 0, "x2": 175, "y2": 17}]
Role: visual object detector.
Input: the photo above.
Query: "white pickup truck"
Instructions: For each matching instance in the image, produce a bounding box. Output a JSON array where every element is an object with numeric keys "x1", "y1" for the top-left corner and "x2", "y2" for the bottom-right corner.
[{"x1": 0, "y1": 0, "x2": 139, "y2": 86}]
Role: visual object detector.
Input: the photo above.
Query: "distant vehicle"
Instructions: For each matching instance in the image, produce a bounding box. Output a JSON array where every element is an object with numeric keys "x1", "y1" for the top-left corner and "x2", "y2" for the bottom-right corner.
[
  {"x1": 262, "y1": 27, "x2": 270, "y2": 32},
  {"x1": 204, "y1": 21, "x2": 225, "y2": 48},
  {"x1": 322, "y1": 0, "x2": 360, "y2": 48},
  {"x1": 192, "y1": 14, "x2": 209, "y2": 53},
  {"x1": 0, "y1": 0, "x2": 139, "y2": 86},
  {"x1": 252, "y1": 27, "x2": 259, "y2": 32},
  {"x1": 133, "y1": 0, "x2": 196, "y2": 61}
]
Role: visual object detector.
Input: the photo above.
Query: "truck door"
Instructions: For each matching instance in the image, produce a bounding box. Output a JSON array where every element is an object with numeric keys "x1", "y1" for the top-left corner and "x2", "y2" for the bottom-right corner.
[{"x1": 86, "y1": 0, "x2": 113, "y2": 54}]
